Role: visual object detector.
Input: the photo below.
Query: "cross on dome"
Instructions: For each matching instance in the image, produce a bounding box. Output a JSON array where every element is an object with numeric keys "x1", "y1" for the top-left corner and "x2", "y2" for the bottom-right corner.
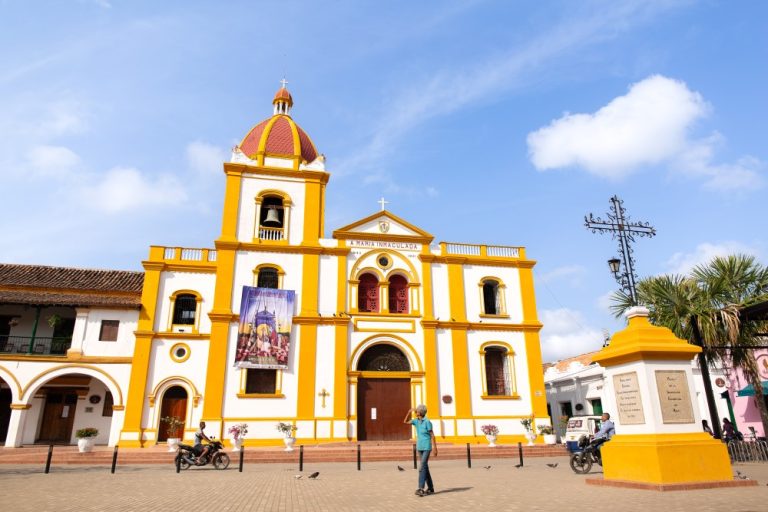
[
  {"x1": 378, "y1": 197, "x2": 389, "y2": 211},
  {"x1": 280, "y1": 77, "x2": 289, "y2": 89}
]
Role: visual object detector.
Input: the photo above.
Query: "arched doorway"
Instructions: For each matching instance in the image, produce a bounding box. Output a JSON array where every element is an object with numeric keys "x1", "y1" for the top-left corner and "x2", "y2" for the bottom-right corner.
[
  {"x1": 356, "y1": 344, "x2": 411, "y2": 441},
  {"x1": 158, "y1": 386, "x2": 188, "y2": 442},
  {"x1": 0, "y1": 378, "x2": 11, "y2": 445}
]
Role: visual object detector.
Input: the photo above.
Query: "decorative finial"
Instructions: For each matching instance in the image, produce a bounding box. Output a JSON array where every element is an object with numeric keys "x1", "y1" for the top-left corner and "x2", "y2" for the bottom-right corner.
[
  {"x1": 378, "y1": 197, "x2": 389, "y2": 211},
  {"x1": 280, "y1": 77, "x2": 289, "y2": 89}
]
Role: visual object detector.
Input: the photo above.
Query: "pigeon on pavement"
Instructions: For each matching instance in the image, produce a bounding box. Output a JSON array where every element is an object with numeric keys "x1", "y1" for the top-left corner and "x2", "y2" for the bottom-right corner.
[
  {"x1": 308, "y1": 471, "x2": 320, "y2": 479},
  {"x1": 294, "y1": 475, "x2": 302, "y2": 479},
  {"x1": 546, "y1": 463, "x2": 559, "y2": 468},
  {"x1": 397, "y1": 465, "x2": 405, "y2": 472},
  {"x1": 483, "y1": 465, "x2": 492, "y2": 470}
]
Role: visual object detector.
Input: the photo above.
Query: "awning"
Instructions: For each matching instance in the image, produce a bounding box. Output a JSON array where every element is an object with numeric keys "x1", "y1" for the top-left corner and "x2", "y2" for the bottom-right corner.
[{"x1": 737, "y1": 381, "x2": 768, "y2": 397}]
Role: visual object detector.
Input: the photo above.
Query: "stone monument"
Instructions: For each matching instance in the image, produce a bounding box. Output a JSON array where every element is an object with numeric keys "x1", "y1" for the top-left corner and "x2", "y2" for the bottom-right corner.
[{"x1": 588, "y1": 306, "x2": 754, "y2": 490}]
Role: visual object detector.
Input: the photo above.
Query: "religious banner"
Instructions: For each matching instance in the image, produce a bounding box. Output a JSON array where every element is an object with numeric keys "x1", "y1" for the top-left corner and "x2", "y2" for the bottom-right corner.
[{"x1": 235, "y1": 286, "x2": 295, "y2": 369}]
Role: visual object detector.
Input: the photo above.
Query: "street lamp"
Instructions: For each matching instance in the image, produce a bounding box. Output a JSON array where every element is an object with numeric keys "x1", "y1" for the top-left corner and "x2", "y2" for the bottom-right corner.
[{"x1": 607, "y1": 257, "x2": 621, "y2": 276}]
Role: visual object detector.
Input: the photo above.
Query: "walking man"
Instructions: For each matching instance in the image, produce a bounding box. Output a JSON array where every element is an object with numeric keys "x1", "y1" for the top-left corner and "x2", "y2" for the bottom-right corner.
[{"x1": 404, "y1": 404, "x2": 437, "y2": 496}]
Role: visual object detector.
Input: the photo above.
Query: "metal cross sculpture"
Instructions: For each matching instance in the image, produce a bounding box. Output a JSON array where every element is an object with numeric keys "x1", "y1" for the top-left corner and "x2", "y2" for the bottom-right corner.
[{"x1": 585, "y1": 195, "x2": 656, "y2": 304}]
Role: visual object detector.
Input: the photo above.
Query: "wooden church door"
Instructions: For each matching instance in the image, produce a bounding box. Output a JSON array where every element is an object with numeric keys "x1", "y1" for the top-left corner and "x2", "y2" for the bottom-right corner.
[{"x1": 158, "y1": 386, "x2": 187, "y2": 441}]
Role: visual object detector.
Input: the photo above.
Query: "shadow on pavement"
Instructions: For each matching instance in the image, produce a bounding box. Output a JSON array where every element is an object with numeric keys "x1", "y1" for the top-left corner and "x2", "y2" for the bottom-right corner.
[{"x1": 432, "y1": 486, "x2": 472, "y2": 495}]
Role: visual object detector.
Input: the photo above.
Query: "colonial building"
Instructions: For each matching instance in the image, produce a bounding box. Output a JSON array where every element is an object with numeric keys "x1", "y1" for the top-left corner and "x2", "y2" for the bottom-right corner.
[{"x1": 1, "y1": 85, "x2": 548, "y2": 448}]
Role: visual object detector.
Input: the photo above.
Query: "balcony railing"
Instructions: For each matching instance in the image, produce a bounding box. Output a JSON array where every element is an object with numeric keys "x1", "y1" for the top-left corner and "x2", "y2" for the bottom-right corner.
[
  {"x1": 258, "y1": 226, "x2": 285, "y2": 241},
  {"x1": 161, "y1": 247, "x2": 217, "y2": 262},
  {"x1": 441, "y1": 242, "x2": 522, "y2": 259},
  {"x1": 0, "y1": 336, "x2": 72, "y2": 356}
]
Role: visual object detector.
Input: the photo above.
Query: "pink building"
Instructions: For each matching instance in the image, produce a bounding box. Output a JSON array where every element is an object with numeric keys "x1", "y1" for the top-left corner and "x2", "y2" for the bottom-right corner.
[{"x1": 725, "y1": 348, "x2": 768, "y2": 438}]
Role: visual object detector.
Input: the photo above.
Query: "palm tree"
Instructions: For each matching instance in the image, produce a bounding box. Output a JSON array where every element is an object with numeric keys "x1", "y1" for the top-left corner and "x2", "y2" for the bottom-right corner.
[{"x1": 610, "y1": 254, "x2": 768, "y2": 437}]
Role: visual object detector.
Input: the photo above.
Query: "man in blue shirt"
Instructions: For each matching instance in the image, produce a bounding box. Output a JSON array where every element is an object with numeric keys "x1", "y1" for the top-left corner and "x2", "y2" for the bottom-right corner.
[
  {"x1": 592, "y1": 412, "x2": 615, "y2": 455},
  {"x1": 403, "y1": 404, "x2": 438, "y2": 496}
]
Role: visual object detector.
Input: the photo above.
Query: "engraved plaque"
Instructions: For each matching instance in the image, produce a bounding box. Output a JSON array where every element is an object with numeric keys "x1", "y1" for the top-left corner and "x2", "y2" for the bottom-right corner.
[
  {"x1": 613, "y1": 372, "x2": 646, "y2": 425},
  {"x1": 655, "y1": 370, "x2": 694, "y2": 424}
]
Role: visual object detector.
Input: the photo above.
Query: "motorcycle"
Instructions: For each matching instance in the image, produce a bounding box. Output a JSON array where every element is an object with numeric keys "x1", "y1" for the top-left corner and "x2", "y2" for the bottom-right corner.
[
  {"x1": 175, "y1": 439, "x2": 230, "y2": 470},
  {"x1": 569, "y1": 435, "x2": 604, "y2": 474}
]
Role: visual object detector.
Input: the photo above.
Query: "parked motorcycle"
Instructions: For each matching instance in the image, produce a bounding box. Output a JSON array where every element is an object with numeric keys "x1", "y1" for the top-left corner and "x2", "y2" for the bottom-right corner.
[
  {"x1": 569, "y1": 435, "x2": 603, "y2": 474},
  {"x1": 175, "y1": 439, "x2": 230, "y2": 470}
]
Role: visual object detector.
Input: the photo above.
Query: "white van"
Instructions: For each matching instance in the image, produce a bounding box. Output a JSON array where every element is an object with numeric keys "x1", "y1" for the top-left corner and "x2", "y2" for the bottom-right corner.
[{"x1": 563, "y1": 416, "x2": 603, "y2": 452}]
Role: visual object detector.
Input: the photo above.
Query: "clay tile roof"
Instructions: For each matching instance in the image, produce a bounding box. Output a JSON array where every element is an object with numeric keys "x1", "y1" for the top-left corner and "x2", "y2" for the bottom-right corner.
[
  {"x1": 543, "y1": 350, "x2": 600, "y2": 373},
  {"x1": 0, "y1": 263, "x2": 143, "y2": 308},
  {"x1": 265, "y1": 117, "x2": 295, "y2": 155}
]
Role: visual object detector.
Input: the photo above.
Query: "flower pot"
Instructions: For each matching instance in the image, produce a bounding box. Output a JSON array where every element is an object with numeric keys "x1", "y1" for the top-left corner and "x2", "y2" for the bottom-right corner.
[
  {"x1": 283, "y1": 436, "x2": 296, "y2": 451},
  {"x1": 77, "y1": 437, "x2": 95, "y2": 453},
  {"x1": 231, "y1": 437, "x2": 243, "y2": 452},
  {"x1": 544, "y1": 434, "x2": 557, "y2": 445},
  {"x1": 167, "y1": 437, "x2": 181, "y2": 452},
  {"x1": 485, "y1": 434, "x2": 497, "y2": 447},
  {"x1": 525, "y1": 431, "x2": 537, "y2": 446}
]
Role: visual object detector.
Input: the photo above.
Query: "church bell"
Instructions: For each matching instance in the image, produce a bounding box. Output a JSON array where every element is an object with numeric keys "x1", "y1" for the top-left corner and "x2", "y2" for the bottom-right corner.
[{"x1": 263, "y1": 207, "x2": 281, "y2": 226}]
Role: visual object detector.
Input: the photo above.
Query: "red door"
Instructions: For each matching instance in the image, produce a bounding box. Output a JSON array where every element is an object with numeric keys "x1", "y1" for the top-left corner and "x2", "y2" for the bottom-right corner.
[
  {"x1": 357, "y1": 378, "x2": 411, "y2": 441},
  {"x1": 158, "y1": 386, "x2": 187, "y2": 441}
]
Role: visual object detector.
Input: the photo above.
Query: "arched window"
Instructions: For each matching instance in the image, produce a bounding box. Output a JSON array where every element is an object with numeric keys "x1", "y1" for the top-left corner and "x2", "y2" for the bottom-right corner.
[
  {"x1": 388, "y1": 275, "x2": 408, "y2": 314},
  {"x1": 172, "y1": 294, "x2": 197, "y2": 325},
  {"x1": 480, "y1": 344, "x2": 517, "y2": 398},
  {"x1": 358, "y1": 273, "x2": 379, "y2": 313},
  {"x1": 483, "y1": 280, "x2": 500, "y2": 315},
  {"x1": 358, "y1": 344, "x2": 410, "y2": 371},
  {"x1": 257, "y1": 267, "x2": 279, "y2": 289}
]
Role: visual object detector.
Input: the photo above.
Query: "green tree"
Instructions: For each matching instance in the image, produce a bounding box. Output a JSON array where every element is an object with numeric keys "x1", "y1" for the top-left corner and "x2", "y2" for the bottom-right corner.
[{"x1": 610, "y1": 254, "x2": 768, "y2": 437}]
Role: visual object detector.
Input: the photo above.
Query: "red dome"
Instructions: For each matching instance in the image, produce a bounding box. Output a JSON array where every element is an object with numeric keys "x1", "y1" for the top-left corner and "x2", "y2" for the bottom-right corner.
[{"x1": 239, "y1": 115, "x2": 318, "y2": 163}]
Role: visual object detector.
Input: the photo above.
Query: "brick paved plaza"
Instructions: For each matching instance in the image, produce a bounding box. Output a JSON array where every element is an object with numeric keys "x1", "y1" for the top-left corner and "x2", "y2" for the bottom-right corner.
[{"x1": 3, "y1": 456, "x2": 768, "y2": 511}]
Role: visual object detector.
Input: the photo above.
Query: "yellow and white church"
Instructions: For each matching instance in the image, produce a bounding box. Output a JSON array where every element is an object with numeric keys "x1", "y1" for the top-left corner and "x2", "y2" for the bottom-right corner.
[{"x1": 0, "y1": 85, "x2": 548, "y2": 448}]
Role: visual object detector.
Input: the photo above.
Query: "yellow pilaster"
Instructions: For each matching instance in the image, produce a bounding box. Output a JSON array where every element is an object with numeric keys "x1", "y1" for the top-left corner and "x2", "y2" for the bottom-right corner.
[
  {"x1": 302, "y1": 176, "x2": 327, "y2": 244},
  {"x1": 518, "y1": 264, "x2": 547, "y2": 418},
  {"x1": 420, "y1": 255, "x2": 439, "y2": 415},
  {"x1": 446, "y1": 258, "x2": 471, "y2": 417},
  {"x1": 220, "y1": 169, "x2": 243, "y2": 241},
  {"x1": 202, "y1": 240, "x2": 237, "y2": 423},
  {"x1": 121, "y1": 251, "x2": 166, "y2": 444},
  {"x1": 334, "y1": 252, "x2": 349, "y2": 421},
  {"x1": 296, "y1": 251, "x2": 320, "y2": 419}
]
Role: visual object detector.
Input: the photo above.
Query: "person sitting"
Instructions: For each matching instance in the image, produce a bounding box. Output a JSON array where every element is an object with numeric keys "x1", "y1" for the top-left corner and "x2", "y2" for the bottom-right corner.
[
  {"x1": 592, "y1": 412, "x2": 615, "y2": 454},
  {"x1": 194, "y1": 421, "x2": 212, "y2": 465},
  {"x1": 702, "y1": 419, "x2": 714, "y2": 437},
  {"x1": 722, "y1": 418, "x2": 740, "y2": 442}
]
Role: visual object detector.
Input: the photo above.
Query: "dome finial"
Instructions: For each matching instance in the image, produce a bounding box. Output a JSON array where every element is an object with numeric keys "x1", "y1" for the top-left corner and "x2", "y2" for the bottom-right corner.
[{"x1": 273, "y1": 78, "x2": 293, "y2": 115}]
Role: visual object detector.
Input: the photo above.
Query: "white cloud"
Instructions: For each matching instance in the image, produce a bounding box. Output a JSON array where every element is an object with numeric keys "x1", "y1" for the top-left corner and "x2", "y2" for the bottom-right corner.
[
  {"x1": 186, "y1": 141, "x2": 226, "y2": 175},
  {"x1": 596, "y1": 289, "x2": 616, "y2": 314},
  {"x1": 36, "y1": 100, "x2": 88, "y2": 138},
  {"x1": 665, "y1": 242, "x2": 760, "y2": 275},
  {"x1": 528, "y1": 75, "x2": 706, "y2": 177},
  {"x1": 540, "y1": 308, "x2": 604, "y2": 362},
  {"x1": 80, "y1": 167, "x2": 187, "y2": 213},
  {"x1": 335, "y1": 2, "x2": 682, "y2": 178},
  {"x1": 540, "y1": 265, "x2": 586, "y2": 286},
  {"x1": 26, "y1": 145, "x2": 81, "y2": 176},
  {"x1": 527, "y1": 74, "x2": 763, "y2": 189}
]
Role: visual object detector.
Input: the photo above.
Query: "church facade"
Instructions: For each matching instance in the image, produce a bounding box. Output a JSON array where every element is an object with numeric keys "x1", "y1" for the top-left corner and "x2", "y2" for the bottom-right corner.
[{"x1": 1, "y1": 86, "x2": 548, "y2": 448}]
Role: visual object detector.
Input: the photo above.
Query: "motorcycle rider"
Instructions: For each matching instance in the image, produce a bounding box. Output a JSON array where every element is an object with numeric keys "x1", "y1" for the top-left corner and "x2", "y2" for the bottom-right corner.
[
  {"x1": 194, "y1": 421, "x2": 212, "y2": 465},
  {"x1": 592, "y1": 412, "x2": 615, "y2": 456}
]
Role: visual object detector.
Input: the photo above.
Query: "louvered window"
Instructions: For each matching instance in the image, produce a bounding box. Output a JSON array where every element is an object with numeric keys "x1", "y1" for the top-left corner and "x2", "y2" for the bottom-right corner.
[
  {"x1": 358, "y1": 273, "x2": 379, "y2": 313},
  {"x1": 388, "y1": 275, "x2": 408, "y2": 314}
]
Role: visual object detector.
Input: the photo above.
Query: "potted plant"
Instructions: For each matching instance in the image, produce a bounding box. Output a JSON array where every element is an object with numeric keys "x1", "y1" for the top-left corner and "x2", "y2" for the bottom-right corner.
[
  {"x1": 227, "y1": 423, "x2": 248, "y2": 452},
  {"x1": 75, "y1": 427, "x2": 98, "y2": 452},
  {"x1": 276, "y1": 422, "x2": 297, "y2": 451},
  {"x1": 161, "y1": 416, "x2": 185, "y2": 452},
  {"x1": 520, "y1": 416, "x2": 537, "y2": 445},
  {"x1": 537, "y1": 424, "x2": 557, "y2": 445},
  {"x1": 480, "y1": 424, "x2": 499, "y2": 447},
  {"x1": 47, "y1": 314, "x2": 62, "y2": 328}
]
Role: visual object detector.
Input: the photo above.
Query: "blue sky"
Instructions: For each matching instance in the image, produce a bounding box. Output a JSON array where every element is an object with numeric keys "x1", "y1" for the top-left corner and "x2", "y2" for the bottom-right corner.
[{"x1": 1, "y1": 0, "x2": 765, "y2": 362}]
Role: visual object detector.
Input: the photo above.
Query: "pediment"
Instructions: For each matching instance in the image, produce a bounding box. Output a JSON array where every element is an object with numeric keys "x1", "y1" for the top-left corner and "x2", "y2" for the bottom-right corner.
[{"x1": 333, "y1": 211, "x2": 434, "y2": 244}]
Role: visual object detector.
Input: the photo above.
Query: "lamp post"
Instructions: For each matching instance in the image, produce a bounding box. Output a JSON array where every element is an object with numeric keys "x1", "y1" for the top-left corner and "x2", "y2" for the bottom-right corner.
[{"x1": 585, "y1": 196, "x2": 656, "y2": 305}]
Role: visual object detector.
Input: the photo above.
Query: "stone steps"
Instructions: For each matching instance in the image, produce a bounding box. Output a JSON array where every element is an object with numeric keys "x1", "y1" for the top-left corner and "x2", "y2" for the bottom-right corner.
[{"x1": 0, "y1": 443, "x2": 567, "y2": 465}]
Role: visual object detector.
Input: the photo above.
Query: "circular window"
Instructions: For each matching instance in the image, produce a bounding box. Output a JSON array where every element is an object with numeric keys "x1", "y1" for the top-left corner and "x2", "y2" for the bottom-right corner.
[
  {"x1": 170, "y1": 343, "x2": 191, "y2": 363},
  {"x1": 377, "y1": 254, "x2": 391, "y2": 269}
]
